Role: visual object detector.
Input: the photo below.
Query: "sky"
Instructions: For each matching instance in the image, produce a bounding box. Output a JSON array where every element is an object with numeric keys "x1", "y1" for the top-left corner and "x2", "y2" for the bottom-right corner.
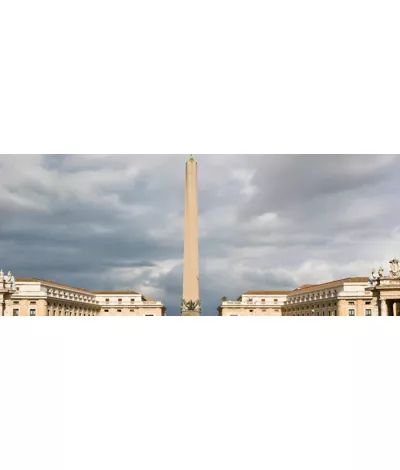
[{"x1": 1, "y1": 154, "x2": 400, "y2": 315}]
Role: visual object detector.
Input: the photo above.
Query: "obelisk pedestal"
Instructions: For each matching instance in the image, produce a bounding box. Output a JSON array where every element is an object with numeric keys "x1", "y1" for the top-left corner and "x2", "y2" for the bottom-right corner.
[{"x1": 181, "y1": 156, "x2": 201, "y2": 316}]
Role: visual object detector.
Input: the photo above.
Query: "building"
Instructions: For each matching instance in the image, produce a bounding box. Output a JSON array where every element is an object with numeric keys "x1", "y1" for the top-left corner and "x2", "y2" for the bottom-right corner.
[
  {"x1": 367, "y1": 258, "x2": 400, "y2": 316},
  {"x1": 219, "y1": 277, "x2": 379, "y2": 316},
  {"x1": 1, "y1": 276, "x2": 165, "y2": 316},
  {"x1": 218, "y1": 290, "x2": 291, "y2": 316},
  {"x1": 281, "y1": 278, "x2": 375, "y2": 316},
  {"x1": 94, "y1": 291, "x2": 165, "y2": 316},
  {"x1": 10, "y1": 278, "x2": 100, "y2": 316}
]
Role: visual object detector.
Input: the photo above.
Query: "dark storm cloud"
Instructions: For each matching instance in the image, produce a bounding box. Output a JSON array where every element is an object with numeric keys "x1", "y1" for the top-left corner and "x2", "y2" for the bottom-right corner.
[{"x1": 1, "y1": 155, "x2": 399, "y2": 315}]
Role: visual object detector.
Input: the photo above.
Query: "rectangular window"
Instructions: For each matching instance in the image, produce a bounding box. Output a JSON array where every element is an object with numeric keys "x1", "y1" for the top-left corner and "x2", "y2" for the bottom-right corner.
[
  {"x1": 105, "y1": 299, "x2": 110, "y2": 304},
  {"x1": 365, "y1": 309, "x2": 372, "y2": 316},
  {"x1": 30, "y1": 301, "x2": 37, "y2": 305},
  {"x1": 13, "y1": 309, "x2": 19, "y2": 316},
  {"x1": 261, "y1": 299, "x2": 266, "y2": 303},
  {"x1": 29, "y1": 309, "x2": 36, "y2": 316},
  {"x1": 365, "y1": 301, "x2": 371, "y2": 305},
  {"x1": 274, "y1": 299, "x2": 278, "y2": 304},
  {"x1": 104, "y1": 309, "x2": 109, "y2": 312},
  {"x1": 118, "y1": 299, "x2": 122, "y2": 304},
  {"x1": 117, "y1": 309, "x2": 122, "y2": 313},
  {"x1": 249, "y1": 310, "x2": 254, "y2": 313},
  {"x1": 349, "y1": 309, "x2": 355, "y2": 316},
  {"x1": 349, "y1": 301, "x2": 355, "y2": 306},
  {"x1": 130, "y1": 298, "x2": 135, "y2": 304},
  {"x1": 262, "y1": 309, "x2": 266, "y2": 312},
  {"x1": 13, "y1": 301, "x2": 19, "y2": 304},
  {"x1": 274, "y1": 309, "x2": 279, "y2": 312}
]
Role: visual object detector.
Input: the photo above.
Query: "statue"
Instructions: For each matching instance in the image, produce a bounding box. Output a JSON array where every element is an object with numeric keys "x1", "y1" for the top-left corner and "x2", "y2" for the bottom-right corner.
[
  {"x1": 10, "y1": 275, "x2": 16, "y2": 290},
  {"x1": 368, "y1": 268, "x2": 379, "y2": 286},
  {"x1": 389, "y1": 258, "x2": 400, "y2": 278},
  {"x1": 378, "y1": 267, "x2": 384, "y2": 278},
  {"x1": 181, "y1": 298, "x2": 201, "y2": 314},
  {"x1": 0, "y1": 269, "x2": 4, "y2": 284}
]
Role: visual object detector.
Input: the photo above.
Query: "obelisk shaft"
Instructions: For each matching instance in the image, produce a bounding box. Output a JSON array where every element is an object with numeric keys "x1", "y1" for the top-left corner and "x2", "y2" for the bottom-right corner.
[{"x1": 182, "y1": 157, "x2": 200, "y2": 316}]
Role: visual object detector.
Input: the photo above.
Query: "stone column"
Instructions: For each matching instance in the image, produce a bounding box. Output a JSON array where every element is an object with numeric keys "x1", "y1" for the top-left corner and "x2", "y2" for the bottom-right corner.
[
  {"x1": 393, "y1": 302, "x2": 398, "y2": 317},
  {"x1": 182, "y1": 156, "x2": 201, "y2": 316},
  {"x1": 380, "y1": 299, "x2": 388, "y2": 316}
]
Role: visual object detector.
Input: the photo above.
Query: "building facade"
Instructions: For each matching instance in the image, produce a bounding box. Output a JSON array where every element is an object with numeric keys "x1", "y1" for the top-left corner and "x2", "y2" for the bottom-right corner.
[
  {"x1": 367, "y1": 258, "x2": 400, "y2": 316},
  {"x1": 218, "y1": 291, "x2": 291, "y2": 316},
  {"x1": 219, "y1": 278, "x2": 380, "y2": 316},
  {"x1": 1, "y1": 277, "x2": 165, "y2": 316},
  {"x1": 94, "y1": 291, "x2": 165, "y2": 316},
  {"x1": 281, "y1": 278, "x2": 376, "y2": 316}
]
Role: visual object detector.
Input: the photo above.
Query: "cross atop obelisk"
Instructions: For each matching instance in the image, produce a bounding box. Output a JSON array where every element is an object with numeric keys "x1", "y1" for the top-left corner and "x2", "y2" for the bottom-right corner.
[{"x1": 181, "y1": 155, "x2": 201, "y2": 316}]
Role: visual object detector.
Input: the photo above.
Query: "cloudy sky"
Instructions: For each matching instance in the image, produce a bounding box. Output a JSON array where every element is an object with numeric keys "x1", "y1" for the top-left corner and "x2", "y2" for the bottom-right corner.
[{"x1": 1, "y1": 155, "x2": 399, "y2": 315}]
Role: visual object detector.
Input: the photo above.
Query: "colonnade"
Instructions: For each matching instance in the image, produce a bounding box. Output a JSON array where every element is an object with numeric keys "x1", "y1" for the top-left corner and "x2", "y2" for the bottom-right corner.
[{"x1": 379, "y1": 299, "x2": 400, "y2": 316}]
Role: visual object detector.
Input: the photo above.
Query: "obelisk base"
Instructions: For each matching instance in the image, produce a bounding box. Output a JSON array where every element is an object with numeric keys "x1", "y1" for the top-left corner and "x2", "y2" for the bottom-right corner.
[
  {"x1": 182, "y1": 310, "x2": 201, "y2": 317},
  {"x1": 181, "y1": 299, "x2": 201, "y2": 316}
]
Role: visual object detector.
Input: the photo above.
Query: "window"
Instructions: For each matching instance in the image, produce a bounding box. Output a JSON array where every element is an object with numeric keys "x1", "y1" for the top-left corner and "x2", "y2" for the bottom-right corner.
[
  {"x1": 117, "y1": 309, "x2": 122, "y2": 313},
  {"x1": 248, "y1": 299, "x2": 253, "y2": 303},
  {"x1": 261, "y1": 299, "x2": 266, "y2": 303},
  {"x1": 328, "y1": 311, "x2": 331, "y2": 316},
  {"x1": 105, "y1": 299, "x2": 110, "y2": 305},
  {"x1": 249, "y1": 310, "x2": 254, "y2": 313},
  {"x1": 365, "y1": 301, "x2": 371, "y2": 305},
  {"x1": 130, "y1": 298, "x2": 135, "y2": 304},
  {"x1": 349, "y1": 309, "x2": 355, "y2": 316},
  {"x1": 349, "y1": 301, "x2": 355, "y2": 306},
  {"x1": 29, "y1": 309, "x2": 36, "y2": 316},
  {"x1": 104, "y1": 309, "x2": 109, "y2": 313},
  {"x1": 130, "y1": 309, "x2": 135, "y2": 312},
  {"x1": 13, "y1": 301, "x2": 19, "y2": 304},
  {"x1": 274, "y1": 309, "x2": 279, "y2": 313},
  {"x1": 13, "y1": 309, "x2": 19, "y2": 316},
  {"x1": 118, "y1": 299, "x2": 122, "y2": 305},
  {"x1": 262, "y1": 309, "x2": 266, "y2": 312},
  {"x1": 274, "y1": 299, "x2": 278, "y2": 304},
  {"x1": 30, "y1": 301, "x2": 37, "y2": 305},
  {"x1": 365, "y1": 309, "x2": 372, "y2": 316}
]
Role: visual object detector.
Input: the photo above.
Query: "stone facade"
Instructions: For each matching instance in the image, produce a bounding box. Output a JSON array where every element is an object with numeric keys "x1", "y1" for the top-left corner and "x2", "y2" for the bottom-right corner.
[
  {"x1": 220, "y1": 278, "x2": 379, "y2": 316},
  {"x1": 367, "y1": 258, "x2": 400, "y2": 316},
  {"x1": 218, "y1": 291, "x2": 291, "y2": 316},
  {"x1": 281, "y1": 278, "x2": 376, "y2": 316},
  {"x1": 94, "y1": 291, "x2": 165, "y2": 316},
  {"x1": 3, "y1": 277, "x2": 165, "y2": 316}
]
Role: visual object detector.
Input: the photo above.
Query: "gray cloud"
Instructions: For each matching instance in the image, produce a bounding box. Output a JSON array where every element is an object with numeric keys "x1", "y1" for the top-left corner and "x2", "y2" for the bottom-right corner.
[{"x1": 0, "y1": 155, "x2": 399, "y2": 315}]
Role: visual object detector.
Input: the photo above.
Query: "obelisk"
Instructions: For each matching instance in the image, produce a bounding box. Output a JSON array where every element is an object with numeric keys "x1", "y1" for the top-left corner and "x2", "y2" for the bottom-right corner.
[{"x1": 181, "y1": 155, "x2": 201, "y2": 316}]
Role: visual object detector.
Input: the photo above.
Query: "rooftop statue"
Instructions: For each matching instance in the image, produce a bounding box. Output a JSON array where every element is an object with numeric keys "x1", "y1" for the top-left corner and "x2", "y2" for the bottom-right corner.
[{"x1": 389, "y1": 258, "x2": 400, "y2": 278}]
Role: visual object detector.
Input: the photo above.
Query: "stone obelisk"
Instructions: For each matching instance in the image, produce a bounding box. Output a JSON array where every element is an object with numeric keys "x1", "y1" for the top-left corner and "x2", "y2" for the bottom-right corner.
[{"x1": 181, "y1": 155, "x2": 201, "y2": 316}]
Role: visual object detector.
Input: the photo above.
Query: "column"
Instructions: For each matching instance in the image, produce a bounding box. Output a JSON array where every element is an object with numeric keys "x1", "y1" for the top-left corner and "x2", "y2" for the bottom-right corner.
[
  {"x1": 380, "y1": 299, "x2": 388, "y2": 316},
  {"x1": 393, "y1": 302, "x2": 398, "y2": 317},
  {"x1": 182, "y1": 156, "x2": 200, "y2": 316}
]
